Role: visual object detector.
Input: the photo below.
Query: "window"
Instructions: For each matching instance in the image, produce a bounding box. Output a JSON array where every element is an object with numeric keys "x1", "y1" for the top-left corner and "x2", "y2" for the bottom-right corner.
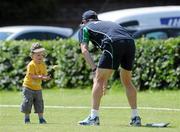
[
  {"x1": 144, "y1": 31, "x2": 168, "y2": 40},
  {"x1": 174, "y1": 30, "x2": 180, "y2": 37},
  {"x1": 15, "y1": 32, "x2": 65, "y2": 40},
  {"x1": 120, "y1": 21, "x2": 139, "y2": 28},
  {"x1": 0, "y1": 32, "x2": 12, "y2": 40}
]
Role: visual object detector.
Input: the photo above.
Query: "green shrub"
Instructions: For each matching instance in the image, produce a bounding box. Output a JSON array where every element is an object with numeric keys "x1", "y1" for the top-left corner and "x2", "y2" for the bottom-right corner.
[
  {"x1": 0, "y1": 38, "x2": 179, "y2": 90},
  {"x1": 133, "y1": 38, "x2": 180, "y2": 90}
]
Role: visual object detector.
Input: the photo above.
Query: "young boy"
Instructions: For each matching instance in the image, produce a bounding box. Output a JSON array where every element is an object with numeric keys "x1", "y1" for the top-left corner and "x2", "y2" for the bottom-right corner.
[{"x1": 21, "y1": 43, "x2": 51, "y2": 124}]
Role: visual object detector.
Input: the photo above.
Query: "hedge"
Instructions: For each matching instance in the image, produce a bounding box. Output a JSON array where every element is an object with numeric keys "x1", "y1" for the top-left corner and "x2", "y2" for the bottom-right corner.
[
  {"x1": 133, "y1": 38, "x2": 180, "y2": 90},
  {"x1": 0, "y1": 38, "x2": 180, "y2": 90}
]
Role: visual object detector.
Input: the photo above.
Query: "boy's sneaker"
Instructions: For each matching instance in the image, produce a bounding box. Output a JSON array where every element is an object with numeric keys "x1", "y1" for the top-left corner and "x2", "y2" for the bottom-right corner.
[
  {"x1": 25, "y1": 118, "x2": 30, "y2": 124},
  {"x1": 78, "y1": 115, "x2": 100, "y2": 126},
  {"x1": 130, "y1": 116, "x2": 141, "y2": 126},
  {"x1": 39, "y1": 118, "x2": 47, "y2": 124}
]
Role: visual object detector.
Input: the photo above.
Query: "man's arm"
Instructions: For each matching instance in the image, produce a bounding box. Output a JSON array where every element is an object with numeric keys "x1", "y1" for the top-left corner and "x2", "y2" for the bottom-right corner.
[{"x1": 80, "y1": 43, "x2": 96, "y2": 71}]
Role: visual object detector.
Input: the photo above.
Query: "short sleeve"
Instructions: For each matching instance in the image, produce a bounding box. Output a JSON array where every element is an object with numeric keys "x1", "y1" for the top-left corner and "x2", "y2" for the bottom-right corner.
[
  {"x1": 78, "y1": 27, "x2": 89, "y2": 44},
  {"x1": 27, "y1": 63, "x2": 35, "y2": 75}
]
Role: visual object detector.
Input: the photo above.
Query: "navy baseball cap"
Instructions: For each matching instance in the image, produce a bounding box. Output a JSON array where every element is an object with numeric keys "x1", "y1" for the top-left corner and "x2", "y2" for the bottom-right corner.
[{"x1": 82, "y1": 10, "x2": 98, "y2": 21}]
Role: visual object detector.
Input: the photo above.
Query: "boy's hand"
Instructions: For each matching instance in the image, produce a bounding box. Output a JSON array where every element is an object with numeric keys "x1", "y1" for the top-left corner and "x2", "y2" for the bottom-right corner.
[
  {"x1": 42, "y1": 75, "x2": 51, "y2": 80},
  {"x1": 48, "y1": 65, "x2": 59, "y2": 78}
]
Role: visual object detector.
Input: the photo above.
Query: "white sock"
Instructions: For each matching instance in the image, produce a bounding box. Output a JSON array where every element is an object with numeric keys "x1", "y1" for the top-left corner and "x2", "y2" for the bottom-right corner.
[
  {"x1": 131, "y1": 109, "x2": 139, "y2": 118},
  {"x1": 90, "y1": 109, "x2": 99, "y2": 118}
]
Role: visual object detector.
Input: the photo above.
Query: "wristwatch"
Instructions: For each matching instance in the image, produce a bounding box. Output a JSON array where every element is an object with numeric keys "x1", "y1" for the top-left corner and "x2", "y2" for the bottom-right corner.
[{"x1": 92, "y1": 67, "x2": 97, "y2": 72}]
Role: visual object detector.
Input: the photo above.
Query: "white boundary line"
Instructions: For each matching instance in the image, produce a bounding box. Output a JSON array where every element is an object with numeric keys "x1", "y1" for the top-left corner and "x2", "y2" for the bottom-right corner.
[{"x1": 0, "y1": 105, "x2": 180, "y2": 112}]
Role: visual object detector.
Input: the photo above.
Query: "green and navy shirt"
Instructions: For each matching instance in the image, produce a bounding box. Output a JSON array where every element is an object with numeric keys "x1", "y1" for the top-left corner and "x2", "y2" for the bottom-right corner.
[{"x1": 78, "y1": 20, "x2": 133, "y2": 49}]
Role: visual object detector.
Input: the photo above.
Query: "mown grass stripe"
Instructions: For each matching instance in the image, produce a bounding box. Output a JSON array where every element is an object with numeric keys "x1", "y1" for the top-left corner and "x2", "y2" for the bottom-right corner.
[{"x1": 0, "y1": 104, "x2": 180, "y2": 111}]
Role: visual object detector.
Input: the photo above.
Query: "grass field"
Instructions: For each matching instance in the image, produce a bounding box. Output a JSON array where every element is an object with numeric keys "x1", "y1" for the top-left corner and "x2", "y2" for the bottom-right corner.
[{"x1": 0, "y1": 87, "x2": 180, "y2": 132}]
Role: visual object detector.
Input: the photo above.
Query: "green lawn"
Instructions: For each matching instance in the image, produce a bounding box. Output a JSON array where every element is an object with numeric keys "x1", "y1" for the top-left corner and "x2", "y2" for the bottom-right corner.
[{"x1": 0, "y1": 87, "x2": 180, "y2": 132}]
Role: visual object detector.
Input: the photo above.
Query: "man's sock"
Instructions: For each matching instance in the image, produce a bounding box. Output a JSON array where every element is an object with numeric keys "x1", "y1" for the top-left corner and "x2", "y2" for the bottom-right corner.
[
  {"x1": 131, "y1": 109, "x2": 139, "y2": 118},
  {"x1": 90, "y1": 109, "x2": 99, "y2": 119}
]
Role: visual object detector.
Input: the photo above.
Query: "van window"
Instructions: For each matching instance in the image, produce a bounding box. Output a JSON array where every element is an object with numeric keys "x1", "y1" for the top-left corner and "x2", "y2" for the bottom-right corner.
[
  {"x1": 174, "y1": 30, "x2": 180, "y2": 37},
  {"x1": 120, "y1": 20, "x2": 139, "y2": 27},
  {"x1": 145, "y1": 31, "x2": 168, "y2": 39}
]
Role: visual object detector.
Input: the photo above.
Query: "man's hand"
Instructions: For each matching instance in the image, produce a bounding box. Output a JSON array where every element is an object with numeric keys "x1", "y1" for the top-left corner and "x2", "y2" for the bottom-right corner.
[{"x1": 92, "y1": 67, "x2": 97, "y2": 78}]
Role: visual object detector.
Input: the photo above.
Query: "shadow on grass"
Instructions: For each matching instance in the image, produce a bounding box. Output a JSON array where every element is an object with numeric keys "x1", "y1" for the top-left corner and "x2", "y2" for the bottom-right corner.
[{"x1": 101, "y1": 123, "x2": 175, "y2": 129}]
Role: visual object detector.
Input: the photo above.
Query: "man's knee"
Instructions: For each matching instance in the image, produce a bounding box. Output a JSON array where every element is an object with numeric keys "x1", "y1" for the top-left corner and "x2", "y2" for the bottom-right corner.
[
  {"x1": 120, "y1": 68, "x2": 133, "y2": 86},
  {"x1": 94, "y1": 77, "x2": 105, "y2": 87}
]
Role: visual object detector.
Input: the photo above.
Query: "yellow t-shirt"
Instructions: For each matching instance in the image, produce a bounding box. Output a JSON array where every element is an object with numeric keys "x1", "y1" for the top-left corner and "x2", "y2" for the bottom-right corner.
[{"x1": 23, "y1": 60, "x2": 47, "y2": 90}]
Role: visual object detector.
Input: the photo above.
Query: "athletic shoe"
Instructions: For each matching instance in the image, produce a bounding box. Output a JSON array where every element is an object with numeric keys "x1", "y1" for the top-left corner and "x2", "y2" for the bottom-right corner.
[
  {"x1": 25, "y1": 118, "x2": 30, "y2": 124},
  {"x1": 130, "y1": 116, "x2": 141, "y2": 126},
  {"x1": 78, "y1": 116, "x2": 100, "y2": 126},
  {"x1": 39, "y1": 118, "x2": 47, "y2": 124}
]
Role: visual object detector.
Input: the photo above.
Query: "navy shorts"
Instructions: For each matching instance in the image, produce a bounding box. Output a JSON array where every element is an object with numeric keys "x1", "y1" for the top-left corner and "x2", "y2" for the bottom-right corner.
[{"x1": 98, "y1": 39, "x2": 135, "y2": 71}]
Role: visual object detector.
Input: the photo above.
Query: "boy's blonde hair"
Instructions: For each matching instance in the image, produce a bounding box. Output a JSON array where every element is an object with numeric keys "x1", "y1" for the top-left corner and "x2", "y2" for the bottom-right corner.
[{"x1": 30, "y1": 42, "x2": 45, "y2": 57}]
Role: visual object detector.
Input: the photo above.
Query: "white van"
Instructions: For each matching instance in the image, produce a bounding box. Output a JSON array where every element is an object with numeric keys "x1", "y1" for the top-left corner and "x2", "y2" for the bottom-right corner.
[{"x1": 98, "y1": 6, "x2": 180, "y2": 28}]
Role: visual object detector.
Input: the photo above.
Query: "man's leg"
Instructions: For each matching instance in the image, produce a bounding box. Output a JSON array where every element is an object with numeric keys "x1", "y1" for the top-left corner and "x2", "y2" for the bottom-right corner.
[
  {"x1": 120, "y1": 68, "x2": 141, "y2": 126},
  {"x1": 92, "y1": 68, "x2": 113, "y2": 110},
  {"x1": 120, "y1": 68, "x2": 137, "y2": 109},
  {"x1": 78, "y1": 68, "x2": 113, "y2": 126}
]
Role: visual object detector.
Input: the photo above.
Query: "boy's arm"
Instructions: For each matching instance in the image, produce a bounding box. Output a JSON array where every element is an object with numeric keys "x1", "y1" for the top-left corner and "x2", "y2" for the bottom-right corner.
[
  {"x1": 41, "y1": 64, "x2": 51, "y2": 80},
  {"x1": 29, "y1": 74, "x2": 43, "y2": 79},
  {"x1": 28, "y1": 64, "x2": 51, "y2": 80},
  {"x1": 30, "y1": 73, "x2": 51, "y2": 80}
]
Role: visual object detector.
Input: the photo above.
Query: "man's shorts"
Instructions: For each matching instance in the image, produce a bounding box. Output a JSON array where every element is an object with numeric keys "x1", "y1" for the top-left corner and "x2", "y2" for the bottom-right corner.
[
  {"x1": 98, "y1": 39, "x2": 135, "y2": 71},
  {"x1": 20, "y1": 87, "x2": 44, "y2": 114}
]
